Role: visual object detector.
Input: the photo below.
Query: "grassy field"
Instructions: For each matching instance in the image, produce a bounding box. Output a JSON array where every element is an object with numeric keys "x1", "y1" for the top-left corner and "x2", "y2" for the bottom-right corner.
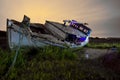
[
  {"x1": 86, "y1": 43, "x2": 120, "y2": 49},
  {"x1": 0, "y1": 44, "x2": 120, "y2": 80}
]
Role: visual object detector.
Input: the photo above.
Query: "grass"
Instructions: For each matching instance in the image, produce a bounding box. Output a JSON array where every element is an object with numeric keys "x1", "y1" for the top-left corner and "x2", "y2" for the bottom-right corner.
[
  {"x1": 0, "y1": 45, "x2": 120, "y2": 80},
  {"x1": 85, "y1": 43, "x2": 120, "y2": 49}
]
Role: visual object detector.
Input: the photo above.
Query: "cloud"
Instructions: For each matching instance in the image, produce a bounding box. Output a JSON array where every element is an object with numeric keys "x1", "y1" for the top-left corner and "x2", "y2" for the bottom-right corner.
[{"x1": 0, "y1": 0, "x2": 120, "y2": 37}]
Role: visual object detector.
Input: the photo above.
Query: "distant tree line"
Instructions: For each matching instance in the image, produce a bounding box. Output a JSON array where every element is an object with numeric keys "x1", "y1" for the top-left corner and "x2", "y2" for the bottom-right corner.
[{"x1": 89, "y1": 37, "x2": 120, "y2": 43}]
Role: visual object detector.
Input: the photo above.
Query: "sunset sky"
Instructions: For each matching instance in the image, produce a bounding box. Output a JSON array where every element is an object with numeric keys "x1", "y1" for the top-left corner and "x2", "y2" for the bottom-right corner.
[{"x1": 0, "y1": 0, "x2": 120, "y2": 37}]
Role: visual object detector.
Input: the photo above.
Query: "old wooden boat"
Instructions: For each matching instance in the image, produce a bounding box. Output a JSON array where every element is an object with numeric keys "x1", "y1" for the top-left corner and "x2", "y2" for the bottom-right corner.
[{"x1": 7, "y1": 15, "x2": 92, "y2": 49}]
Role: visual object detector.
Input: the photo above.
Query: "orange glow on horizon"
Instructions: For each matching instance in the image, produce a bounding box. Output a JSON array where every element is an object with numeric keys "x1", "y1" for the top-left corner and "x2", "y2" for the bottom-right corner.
[{"x1": 1, "y1": 0, "x2": 120, "y2": 37}]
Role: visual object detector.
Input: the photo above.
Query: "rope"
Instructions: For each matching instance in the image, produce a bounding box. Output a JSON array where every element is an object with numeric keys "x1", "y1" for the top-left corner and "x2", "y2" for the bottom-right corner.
[
  {"x1": 12, "y1": 27, "x2": 23, "y2": 67},
  {"x1": 5, "y1": 26, "x2": 23, "y2": 77}
]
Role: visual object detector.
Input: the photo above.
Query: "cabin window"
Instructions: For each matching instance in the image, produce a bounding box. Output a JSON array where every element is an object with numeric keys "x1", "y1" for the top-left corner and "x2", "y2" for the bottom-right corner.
[
  {"x1": 75, "y1": 25, "x2": 78, "y2": 28},
  {"x1": 79, "y1": 26, "x2": 83, "y2": 31},
  {"x1": 84, "y1": 29, "x2": 88, "y2": 33}
]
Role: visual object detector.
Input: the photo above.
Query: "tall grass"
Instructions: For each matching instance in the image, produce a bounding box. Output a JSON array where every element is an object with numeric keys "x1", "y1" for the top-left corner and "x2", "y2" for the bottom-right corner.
[
  {"x1": 22, "y1": 46, "x2": 78, "y2": 61},
  {"x1": 0, "y1": 45, "x2": 120, "y2": 80},
  {"x1": 0, "y1": 46, "x2": 78, "y2": 79}
]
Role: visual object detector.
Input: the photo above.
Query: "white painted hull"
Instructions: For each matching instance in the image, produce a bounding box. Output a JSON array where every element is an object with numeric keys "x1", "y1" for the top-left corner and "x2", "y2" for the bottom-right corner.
[{"x1": 7, "y1": 25, "x2": 46, "y2": 49}]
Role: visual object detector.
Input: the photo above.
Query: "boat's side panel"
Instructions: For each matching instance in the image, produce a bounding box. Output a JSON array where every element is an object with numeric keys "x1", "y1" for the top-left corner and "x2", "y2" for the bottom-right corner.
[
  {"x1": 45, "y1": 22, "x2": 66, "y2": 40},
  {"x1": 7, "y1": 20, "x2": 47, "y2": 49},
  {"x1": 51, "y1": 22, "x2": 86, "y2": 37}
]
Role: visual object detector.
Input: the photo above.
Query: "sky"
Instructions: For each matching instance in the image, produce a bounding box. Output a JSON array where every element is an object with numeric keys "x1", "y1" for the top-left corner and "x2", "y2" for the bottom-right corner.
[{"x1": 0, "y1": 0, "x2": 120, "y2": 37}]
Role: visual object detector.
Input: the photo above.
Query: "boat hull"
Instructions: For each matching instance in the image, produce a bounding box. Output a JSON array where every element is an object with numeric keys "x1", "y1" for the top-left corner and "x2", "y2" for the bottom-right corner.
[{"x1": 7, "y1": 16, "x2": 91, "y2": 49}]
